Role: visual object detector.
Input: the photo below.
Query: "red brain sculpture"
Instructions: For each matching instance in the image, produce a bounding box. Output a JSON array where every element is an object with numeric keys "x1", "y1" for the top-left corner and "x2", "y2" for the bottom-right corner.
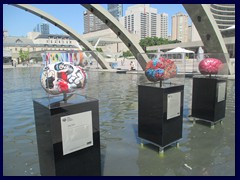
[{"x1": 198, "y1": 58, "x2": 223, "y2": 75}]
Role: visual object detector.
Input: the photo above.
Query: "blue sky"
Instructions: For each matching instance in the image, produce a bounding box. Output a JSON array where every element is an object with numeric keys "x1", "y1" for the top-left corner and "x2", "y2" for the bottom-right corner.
[{"x1": 3, "y1": 4, "x2": 190, "y2": 37}]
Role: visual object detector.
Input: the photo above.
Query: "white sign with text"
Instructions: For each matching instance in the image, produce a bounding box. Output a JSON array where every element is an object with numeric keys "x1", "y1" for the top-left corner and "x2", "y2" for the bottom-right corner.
[
  {"x1": 217, "y1": 82, "x2": 226, "y2": 102},
  {"x1": 61, "y1": 111, "x2": 93, "y2": 155},
  {"x1": 167, "y1": 92, "x2": 181, "y2": 120}
]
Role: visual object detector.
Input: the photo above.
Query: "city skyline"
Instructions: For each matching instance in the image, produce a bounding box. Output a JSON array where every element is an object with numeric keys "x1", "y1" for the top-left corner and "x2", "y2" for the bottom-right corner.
[{"x1": 3, "y1": 4, "x2": 190, "y2": 37}]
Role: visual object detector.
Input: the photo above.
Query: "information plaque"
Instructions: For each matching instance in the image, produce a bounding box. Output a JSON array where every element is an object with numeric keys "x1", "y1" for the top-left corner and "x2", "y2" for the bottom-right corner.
[
  {"x1": 217, "y1": 82, "x2": 226, "y2": 102},
  {"x1": 61, "y1": 111, "x2": 93, "y2": 155},
  {"x1": 167, "y1": 92, "x2": 181, "y2": 120}
]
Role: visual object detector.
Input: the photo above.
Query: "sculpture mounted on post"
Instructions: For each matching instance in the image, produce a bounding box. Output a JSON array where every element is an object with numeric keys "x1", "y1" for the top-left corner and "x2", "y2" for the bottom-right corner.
[
  {"x1": 198, "y1": 58, "x2": 223, "y2": 78},
  {"x1": 145, "y1": 57, "x2": 178, "y2": 87},
  {"x1": 40, "y1": 51, "x2": 87, "y2": 102}
]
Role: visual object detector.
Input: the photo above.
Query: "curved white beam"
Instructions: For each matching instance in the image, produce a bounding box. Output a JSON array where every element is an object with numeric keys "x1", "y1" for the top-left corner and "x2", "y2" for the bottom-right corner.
[{"x1": 11, "y1": 4, "x2": 111, "y2": 69}]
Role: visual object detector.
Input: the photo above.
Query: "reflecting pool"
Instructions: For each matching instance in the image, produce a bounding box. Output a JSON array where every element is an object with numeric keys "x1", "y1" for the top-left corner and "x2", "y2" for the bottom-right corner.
[{"x1": 3, "y1": 67, "x2": 235, "y2": 176}]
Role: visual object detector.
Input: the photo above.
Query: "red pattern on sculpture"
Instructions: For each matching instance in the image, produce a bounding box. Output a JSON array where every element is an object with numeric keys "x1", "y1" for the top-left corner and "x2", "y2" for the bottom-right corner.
[{"x1": 198, "y1": 58, "x2": 223, "y2": 75}]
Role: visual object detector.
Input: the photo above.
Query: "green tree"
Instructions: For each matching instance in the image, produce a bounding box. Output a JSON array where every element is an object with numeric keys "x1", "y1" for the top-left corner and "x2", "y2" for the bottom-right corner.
[
  {"x1": 123, "y1": 50, "x2": 133, "y2": 57},
  {"x1": 169, "y1": 39, "x2": 181, "y2": 44},
  {"x1": 19, "y1": 49, "x2": 29, "y2": 63},
  {"x1": 96, "y1": 48, "x2": 103, "y2": 52},
  {"x1": 139, "y1": 37, "x2": 181, "y2": 52}
]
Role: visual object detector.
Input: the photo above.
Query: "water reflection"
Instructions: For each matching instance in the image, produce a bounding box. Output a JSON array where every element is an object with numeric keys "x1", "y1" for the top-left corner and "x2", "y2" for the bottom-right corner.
[{"x1": 3, "y1": 67, "x2": 235, "y2": 176}]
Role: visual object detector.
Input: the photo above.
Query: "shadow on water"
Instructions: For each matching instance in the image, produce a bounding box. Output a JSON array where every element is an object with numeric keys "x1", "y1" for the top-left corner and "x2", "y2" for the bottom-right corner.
[{"x1": 3, "y1": 68, "x2": 235, "y2": 176}]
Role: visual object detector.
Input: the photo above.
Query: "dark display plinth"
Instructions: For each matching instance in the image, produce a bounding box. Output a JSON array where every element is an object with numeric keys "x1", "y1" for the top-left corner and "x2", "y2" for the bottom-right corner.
[
  {"x1": 138, "y1": 84, "x2": 184, "y2": 152},
  {"x1": 192, "y1": 77, "x2": 227, "y2": 124},
  {"x1": 33, "y1": 94, "x2": 101, "y2": 176}
]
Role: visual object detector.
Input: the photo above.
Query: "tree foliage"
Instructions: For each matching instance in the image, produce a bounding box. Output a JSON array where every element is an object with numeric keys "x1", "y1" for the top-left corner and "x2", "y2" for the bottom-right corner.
[
  {"x1": 96, "y1": 48, "x2": 103, "y2": 52},
  {"x1": 19, "y1": 49, "x2": 29, "y2": 62},
  {"x1": 123, "y1": 50, "x2": 133, "y2": 57},
  {"x1": 139, "y1": 37, "x2": 181, "y2": 52}
]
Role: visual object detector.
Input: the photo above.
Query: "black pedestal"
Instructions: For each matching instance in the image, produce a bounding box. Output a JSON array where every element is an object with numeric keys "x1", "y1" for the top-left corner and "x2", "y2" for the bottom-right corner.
[
  {"x1": 138, "y1": 85, "x2": 184, "y2": 149},
  {"x1": 192, "y1": 77, "x2": 227, "y2": 123},
  {"x1": 33, "y1": 94, "x2": 101, "y2": 176}
]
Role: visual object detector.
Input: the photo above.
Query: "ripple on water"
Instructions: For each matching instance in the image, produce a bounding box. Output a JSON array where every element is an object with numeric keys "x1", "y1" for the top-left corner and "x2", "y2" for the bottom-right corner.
[{"x1": 14, "y1": 135, "x2": 34, "y2": 144}]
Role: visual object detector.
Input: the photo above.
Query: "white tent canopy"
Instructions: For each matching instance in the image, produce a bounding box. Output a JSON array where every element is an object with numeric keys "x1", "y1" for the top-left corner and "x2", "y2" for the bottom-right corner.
[
  {"x1": 165, "y1": 46, "x2": 195, "y2": 60},
  {"x1": 166, "y1": 47, "x2": 194, "y2": 54},
  {"x1": 165, "y1": 47, "x2": 196, "y2": 73}
]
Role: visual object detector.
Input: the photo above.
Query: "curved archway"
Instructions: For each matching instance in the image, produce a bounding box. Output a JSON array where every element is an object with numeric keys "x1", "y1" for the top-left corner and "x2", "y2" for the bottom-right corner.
[{"x1": 11, "y1": 4, "x2": 111, "y2": 69}]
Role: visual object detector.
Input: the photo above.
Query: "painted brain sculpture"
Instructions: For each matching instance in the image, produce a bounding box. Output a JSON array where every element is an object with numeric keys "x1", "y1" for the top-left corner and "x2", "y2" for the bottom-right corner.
[
  {"x1": 198, "y1": 58, "x2": 223, "y2": 75},
  {"x1": 40, "y1": 62, "x2": 87, "y2": 95},
  {"x1": 145, "y1": 57, "x2": 177, "y2": 82}
]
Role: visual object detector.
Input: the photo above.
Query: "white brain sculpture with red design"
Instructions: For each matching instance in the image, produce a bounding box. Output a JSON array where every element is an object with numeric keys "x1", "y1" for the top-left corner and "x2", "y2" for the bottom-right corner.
[{"x1": 40, "y1": 62, "x2": 87, "y2": 95}]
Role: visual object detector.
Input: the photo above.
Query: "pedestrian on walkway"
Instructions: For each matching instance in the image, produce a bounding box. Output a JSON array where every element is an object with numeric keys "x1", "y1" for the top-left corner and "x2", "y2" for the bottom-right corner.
[{"x1": 130, "y1": 61, "x2": 136, "y2": 71}]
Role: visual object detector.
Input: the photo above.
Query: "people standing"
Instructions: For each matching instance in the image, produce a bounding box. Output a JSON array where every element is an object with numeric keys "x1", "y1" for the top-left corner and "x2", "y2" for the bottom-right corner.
[{"x1": 130, "y1": 61, "x2": 136, "y2": 71}]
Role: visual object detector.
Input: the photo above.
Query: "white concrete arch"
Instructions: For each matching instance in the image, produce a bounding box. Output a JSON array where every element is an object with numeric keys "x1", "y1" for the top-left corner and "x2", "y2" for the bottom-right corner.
[{"x1": 11, "y1": 4, "x2": 111, "y2": 69}]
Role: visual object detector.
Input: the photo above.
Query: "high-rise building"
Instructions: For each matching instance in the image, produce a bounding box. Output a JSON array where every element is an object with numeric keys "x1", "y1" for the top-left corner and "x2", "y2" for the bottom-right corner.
[
  {"x1": 157, "y1": 13, "x2": 168, "y2": 39},
  {"x1": 108, "y1": 4, "x2": 123, "y2": 20},
  {"x1": 171, "y1": 12, "x2": 189, "y2": 42},
  {"x1": 83, "y1": 10, "x2": 108, "y2": 34},
  {"x1": 210, "y1": 4, "x2": 235, "y2": 30},
  {"x1": 119, "y1": 4, "x2": 158, "y2": 39},
  {"x1": 188, "y1": 23, "x2": 202, "y2": 42},
  {"x1": 33, "y1": 23, "x2": 50, "y2": 35}
]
